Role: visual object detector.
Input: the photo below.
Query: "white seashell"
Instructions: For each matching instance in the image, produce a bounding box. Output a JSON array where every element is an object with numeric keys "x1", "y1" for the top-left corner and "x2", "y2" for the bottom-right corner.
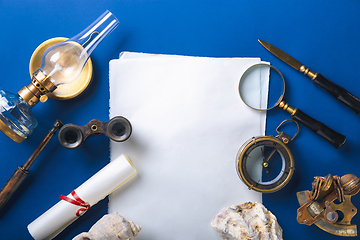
[
  {"x1": 73, "y1": 212, "x2": 141, "y2": 240},
  {"x1": 211, "y1": 202, "x2": 283, "y2": 240}
]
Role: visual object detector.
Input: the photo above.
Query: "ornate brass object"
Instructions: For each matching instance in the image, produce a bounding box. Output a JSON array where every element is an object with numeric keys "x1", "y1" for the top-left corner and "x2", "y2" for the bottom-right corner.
[
  {"x1": 18, "y1": 69, "x2": 57, "y2": 107},
  {"x1": 236, "y1": 119, "x2": 299, "y2": 193},
  {"x1": 297, "y1": 174, "x2": 360, "y2": 237}
]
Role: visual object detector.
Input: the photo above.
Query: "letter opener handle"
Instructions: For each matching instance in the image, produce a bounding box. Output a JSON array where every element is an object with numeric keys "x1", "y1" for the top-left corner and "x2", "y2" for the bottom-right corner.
[{"x1": 259, "y1": 39, "x2": 360, "y2": 114}]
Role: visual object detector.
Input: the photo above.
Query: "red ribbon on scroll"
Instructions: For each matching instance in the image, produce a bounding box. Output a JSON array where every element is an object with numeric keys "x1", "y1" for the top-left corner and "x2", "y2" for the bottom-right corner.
[{"x1": 59, "y1": 190, "x2": 91, "y2": 217}]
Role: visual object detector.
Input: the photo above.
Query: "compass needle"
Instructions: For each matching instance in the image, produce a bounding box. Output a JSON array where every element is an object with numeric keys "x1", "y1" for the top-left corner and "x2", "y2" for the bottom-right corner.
[
  {"x1": 265, "y1": 148, "x2": 277, "y2": 164},
  {"x1": 261, "y1": 147, "x2": 271, "y2": 181},
  {"x1": 266, "y1": 168, "x2": 271, "y2": 181}
]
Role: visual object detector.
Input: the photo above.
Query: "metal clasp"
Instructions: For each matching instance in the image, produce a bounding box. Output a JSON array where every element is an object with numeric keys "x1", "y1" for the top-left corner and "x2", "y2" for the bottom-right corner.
[{"x1": 276, "y1": 119, "x2": 300, "y2": 144}]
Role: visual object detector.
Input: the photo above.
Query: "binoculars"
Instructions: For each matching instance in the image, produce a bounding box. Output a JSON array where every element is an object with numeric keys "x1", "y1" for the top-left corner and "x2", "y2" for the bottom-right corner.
[{"x1": 58, "y1": 116, "x2": 132, "y2": 149}]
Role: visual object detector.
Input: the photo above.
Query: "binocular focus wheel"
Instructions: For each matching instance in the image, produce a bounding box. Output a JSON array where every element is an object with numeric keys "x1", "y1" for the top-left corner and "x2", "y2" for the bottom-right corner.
[
  {"x1": 58, "y1": 124, "x2": 84, "y2": 149},
  {"x1": 106, "y1": 116, "x2": 132, "y2": 142}
]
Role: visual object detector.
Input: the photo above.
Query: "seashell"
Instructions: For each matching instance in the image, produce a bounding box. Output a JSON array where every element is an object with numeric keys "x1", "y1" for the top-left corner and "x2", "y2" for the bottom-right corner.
[
  {"x1": 73, "y1": 212, "x2": 141, "y2": 240},
  {"x1": 211, "y1": 202, "x2": 283, "y2": 240}
]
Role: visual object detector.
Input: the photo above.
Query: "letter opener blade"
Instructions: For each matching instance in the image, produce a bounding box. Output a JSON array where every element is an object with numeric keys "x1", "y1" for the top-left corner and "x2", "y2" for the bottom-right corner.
[{"x1": 258, "y1": 39, "x2": 360, "y2": 114}]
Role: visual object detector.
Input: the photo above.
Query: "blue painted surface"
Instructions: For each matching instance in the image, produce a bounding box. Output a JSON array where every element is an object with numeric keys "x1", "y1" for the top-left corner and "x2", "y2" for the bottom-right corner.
[{"x1": 0, "y1": 1, "x2": 359, "y2": 239}]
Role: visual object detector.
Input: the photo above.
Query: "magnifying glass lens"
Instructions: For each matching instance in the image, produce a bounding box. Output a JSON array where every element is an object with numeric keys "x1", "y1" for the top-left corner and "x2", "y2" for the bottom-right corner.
[
  {"x1": 239, "y1": 64, "x2": 285, "y2": 111},
  {"x1": 246, "y1": 145, "x2": 284, "y2": 185}
]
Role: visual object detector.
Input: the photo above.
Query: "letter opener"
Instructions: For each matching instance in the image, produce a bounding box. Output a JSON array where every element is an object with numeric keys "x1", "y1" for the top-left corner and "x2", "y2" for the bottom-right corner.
[{"x1": 259, "y1": 39, "x2": 360, "y2": 114}]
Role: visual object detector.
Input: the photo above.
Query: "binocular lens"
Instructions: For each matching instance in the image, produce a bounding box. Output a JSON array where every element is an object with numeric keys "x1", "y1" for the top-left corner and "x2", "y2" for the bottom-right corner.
[
  {"x1": 58, "y1": 125, "x2": 83, "y2": 149},
  {"x1": 112, "y1": 122, "x2": 125, "y2": 136},
  {"x1": 107, "y1": 117, "x2": 132, "y2": 142}
]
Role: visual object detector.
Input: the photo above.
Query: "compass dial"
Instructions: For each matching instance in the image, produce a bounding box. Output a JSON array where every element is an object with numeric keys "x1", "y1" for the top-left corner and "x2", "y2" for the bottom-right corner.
[{"x1": 236, "y1": 136, "x2": 295, "y2": 193}]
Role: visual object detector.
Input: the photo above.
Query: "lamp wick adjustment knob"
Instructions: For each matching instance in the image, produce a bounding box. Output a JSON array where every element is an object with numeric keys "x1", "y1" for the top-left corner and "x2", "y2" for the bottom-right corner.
[{"x1": 39, "y1": 95, "x2": 48, "y2": 103}]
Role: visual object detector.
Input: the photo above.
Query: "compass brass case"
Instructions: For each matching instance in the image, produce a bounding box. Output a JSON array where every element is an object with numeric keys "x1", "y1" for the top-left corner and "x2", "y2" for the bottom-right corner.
[{"x1": 236, "y1": 135, "x2": 295, "y2": 193}]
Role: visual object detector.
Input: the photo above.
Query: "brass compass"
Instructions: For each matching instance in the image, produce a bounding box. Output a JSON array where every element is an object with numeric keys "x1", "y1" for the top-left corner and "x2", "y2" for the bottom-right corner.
[{"x1": 236, "y1": 119, "x2": 299, "y2": 193}]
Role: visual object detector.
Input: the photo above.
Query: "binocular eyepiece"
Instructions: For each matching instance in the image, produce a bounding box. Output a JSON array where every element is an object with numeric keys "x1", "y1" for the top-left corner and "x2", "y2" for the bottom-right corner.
[{"x1": 58, "y1": 116, "x2": 132, "y2": 149}]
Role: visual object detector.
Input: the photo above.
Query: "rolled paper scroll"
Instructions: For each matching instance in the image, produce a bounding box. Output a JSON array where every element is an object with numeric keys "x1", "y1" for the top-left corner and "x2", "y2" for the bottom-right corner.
[{"x1": 27, "y1": 154, "x2": 137, "y2": 240}]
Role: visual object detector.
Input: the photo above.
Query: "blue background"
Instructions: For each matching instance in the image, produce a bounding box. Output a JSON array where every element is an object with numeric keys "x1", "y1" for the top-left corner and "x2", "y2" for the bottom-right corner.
[{"x1": 0, "y1": 0, "x2": 360, "y2": 239}]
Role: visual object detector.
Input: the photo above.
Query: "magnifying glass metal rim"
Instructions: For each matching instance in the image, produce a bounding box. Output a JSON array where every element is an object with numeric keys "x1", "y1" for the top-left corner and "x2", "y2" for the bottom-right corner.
[
  {"x1": 238, "y1": 63, "x2": 286, "y2": 111},
  {"x1": 236, "y1": 135, "x2": 295, "y2": 193}
]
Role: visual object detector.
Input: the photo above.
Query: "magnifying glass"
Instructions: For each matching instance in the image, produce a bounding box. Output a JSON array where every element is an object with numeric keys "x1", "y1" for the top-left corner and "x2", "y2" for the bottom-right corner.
[{"x1": 239, "y1": 63, "x2": 346, "y2": 149}]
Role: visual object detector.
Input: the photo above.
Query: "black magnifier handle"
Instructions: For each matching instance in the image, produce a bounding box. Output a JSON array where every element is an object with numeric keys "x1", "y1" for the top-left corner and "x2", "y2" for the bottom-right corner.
[
  {"x1": 293, "y1": 109, "x2": 346, "y2": 149},
  {"x1": 280, "y1": 102, "x2": 346, "y2": 148},
  {"x1": 313, "y1": 74, "x2": 360, "y2": 114}
]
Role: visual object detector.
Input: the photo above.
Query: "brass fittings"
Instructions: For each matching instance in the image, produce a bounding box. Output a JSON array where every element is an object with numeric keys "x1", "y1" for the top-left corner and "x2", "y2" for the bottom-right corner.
[{"x1": 18, "y1": 70, "x2": 57, "y2": 107}]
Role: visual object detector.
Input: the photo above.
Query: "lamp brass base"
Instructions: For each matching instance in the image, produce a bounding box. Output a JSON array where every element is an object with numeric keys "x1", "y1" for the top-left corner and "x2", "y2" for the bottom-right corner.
[
  {"x1": 0, "y1": 118, "x2": 25, "y2": 143},
  {"x1": 29, "y1": 37, "x2": 93, "y2": 100}
]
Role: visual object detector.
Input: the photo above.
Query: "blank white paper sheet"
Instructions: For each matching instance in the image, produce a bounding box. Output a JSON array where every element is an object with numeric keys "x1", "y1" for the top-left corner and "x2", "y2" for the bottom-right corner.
[{"x1": 109, "y1": 52, "x2": 268, "y2": 239}]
